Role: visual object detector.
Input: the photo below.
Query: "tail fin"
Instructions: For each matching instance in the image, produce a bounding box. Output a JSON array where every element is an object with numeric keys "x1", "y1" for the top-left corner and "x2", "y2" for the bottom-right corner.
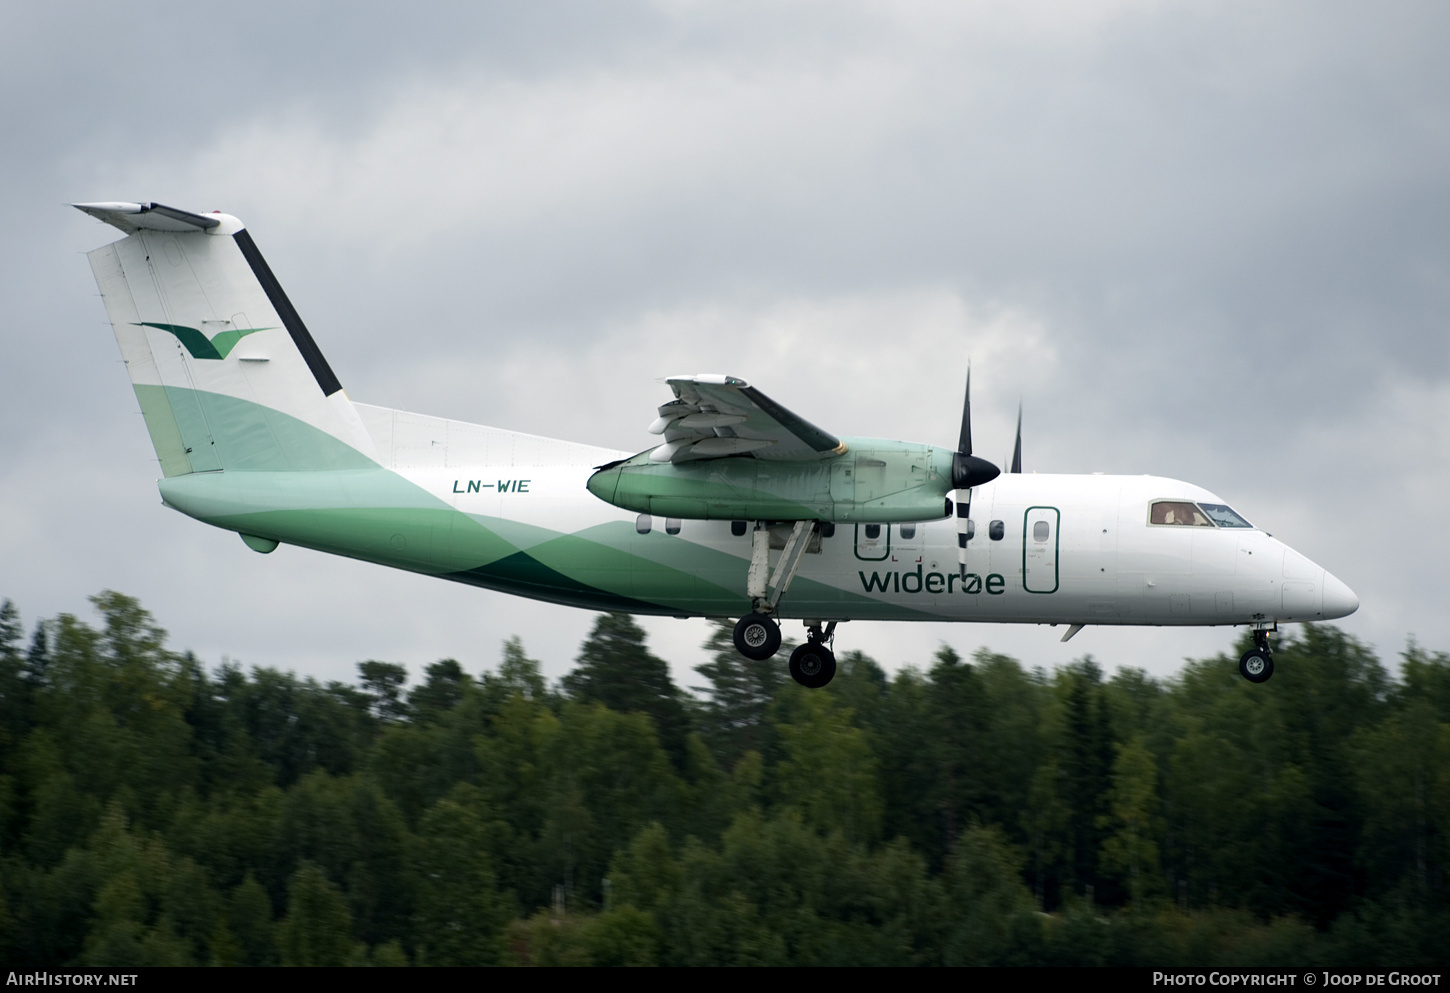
[{"x1": 76, "y1": 202, "x2": 377, "y2": 475}]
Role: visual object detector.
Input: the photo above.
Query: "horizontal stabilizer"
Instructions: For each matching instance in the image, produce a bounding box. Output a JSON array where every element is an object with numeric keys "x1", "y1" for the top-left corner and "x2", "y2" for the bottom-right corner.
[{"x1": 73, "y1": 201, "x2": 235, "y2": 235}]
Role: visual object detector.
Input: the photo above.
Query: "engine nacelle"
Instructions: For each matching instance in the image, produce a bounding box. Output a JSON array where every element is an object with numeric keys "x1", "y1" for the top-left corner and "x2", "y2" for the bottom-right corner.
[{"x1": 586, "y1": 438, "x2": 956, "y2": 522}]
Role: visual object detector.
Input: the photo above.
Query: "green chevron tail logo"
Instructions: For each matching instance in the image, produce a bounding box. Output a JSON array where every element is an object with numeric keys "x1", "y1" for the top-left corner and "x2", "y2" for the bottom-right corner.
[{"x1": 134, "y1": 322, "x2": 273, "y2": 360}]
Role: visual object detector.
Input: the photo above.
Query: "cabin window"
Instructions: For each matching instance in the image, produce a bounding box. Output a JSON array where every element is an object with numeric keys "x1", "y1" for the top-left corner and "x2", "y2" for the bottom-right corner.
[
  {"x1": 1198, "y1": 503, "x2": 1253, "y2": 528},
  {"x1": 1150, "y1": 500, "x2": 1214, "y2": 527},
  {"x1": 899, "y1": 523, "x2": 917, "y2": 540},
  {"x1": 821, "y1": 522, "x2": 836, "y2": 539},
  {"x1": 665, "y1": 518, "x2": 682, "y2": 535},
  {"x1": 989, "y1": 520, "x2": 1005, "y2": 541},
  {"x1": 636, "y1": 514, "x2": 652, "y2": 535},
  {"x1": 966, "y1": 520, "x2": 976, "y2": 540},
  {"x1": 864, "y1": 524, "x2": 881, "y2": 540},
  {"x1": 731, "y1": 520, "x2": 747, "y2": 537},
  {"x1": 1033, "y1": 520, "x2": 1050, "y2": 542}
]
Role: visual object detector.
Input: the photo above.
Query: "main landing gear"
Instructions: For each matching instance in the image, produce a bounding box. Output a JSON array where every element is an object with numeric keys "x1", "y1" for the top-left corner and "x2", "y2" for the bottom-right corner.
[
  {"x1": 732, "y1": 616, "x2": 839, "y2": 688},
  {"x1": 1239, "y1": 628, "x2": 1275, "y2": 683},
  {"x1": 789, "y1": 623, "x2": 838, "y2": 689},
  {"x1": 731, "y1": 520, "x2": 816, "y2": 661},
  {"x1": 733, "y1": 612, "x2": 781, "y2": 661},
  {"x1": 729, "y1": 520, "x2": 838, "y2": 688}
]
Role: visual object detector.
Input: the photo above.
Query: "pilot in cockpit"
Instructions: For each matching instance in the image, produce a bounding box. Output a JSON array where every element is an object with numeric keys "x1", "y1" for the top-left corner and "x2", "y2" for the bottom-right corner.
[{"x1": 1152, "y1": 501, "x2": 1212, "y2": 526}]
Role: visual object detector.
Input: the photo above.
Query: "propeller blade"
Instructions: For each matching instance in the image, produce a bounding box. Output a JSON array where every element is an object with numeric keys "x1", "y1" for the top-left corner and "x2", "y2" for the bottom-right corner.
[
  {"x1": 955, "y1": 490, "x2": 973, "y2": 579},
  {"x1": 952, "y1": 364, "x2": 998, "y2": 577},
  {"x1": 957, "y1": 368, "x2": 973, "y2": 456},
  {"x1": 951, "y1": 369, "x2": 999, "y2": 489},
  {"x1": 1010, "y1": 402, "x2": 1022, "y2": 474}
]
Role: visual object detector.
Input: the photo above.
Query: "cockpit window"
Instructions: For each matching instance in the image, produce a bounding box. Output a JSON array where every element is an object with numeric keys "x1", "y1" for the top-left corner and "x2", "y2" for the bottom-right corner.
[
  {"x1": 1150, "y1": 501, "x2": 1214, "y2": 527},
  {"x1": 1198, "y1": 503, "x2": 1253, "y2": 528}
]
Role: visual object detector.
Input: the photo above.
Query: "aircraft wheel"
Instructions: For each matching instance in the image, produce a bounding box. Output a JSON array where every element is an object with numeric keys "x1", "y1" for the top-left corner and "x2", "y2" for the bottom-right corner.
[
  {"x1": 1239, "y1": 648, "x2": 1274, "y2": 683},
  {"x1": 789, "y1": 641, "x2": 837, "y2": 689},
  {"x1": 734, "y1": 613, "x2": 782, "y2": 660}
]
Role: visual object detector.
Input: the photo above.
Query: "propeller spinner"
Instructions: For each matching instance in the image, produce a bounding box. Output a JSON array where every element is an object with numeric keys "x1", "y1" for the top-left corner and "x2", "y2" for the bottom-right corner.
[{"x1": 951, "y1": 369, "x2": 1001, "y2": 579}]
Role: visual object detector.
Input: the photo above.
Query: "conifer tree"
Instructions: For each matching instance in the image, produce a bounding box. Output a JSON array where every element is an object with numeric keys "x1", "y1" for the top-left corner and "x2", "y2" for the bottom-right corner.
[
  {"x1": 357, "y1": 661, "x2": 409, "y2": 724},
  {"x1": 408, "y1": 658, "x2": 470, "y2": 722},
  {"x1": 1100, "y1": 735, "x2": 1163, "y2": 906},
  {"x1": 279, "y1": 861, "x2": 356, "y2": 966},
  {"x1": 486, "y1": 636, "x2": 547, "y2": 703},
  {"x1": 0, "y1": 600, "x2": 28, "y2": 757},
  {"x1": 229, "y1": 872, "x2": 278, "y2": 967},
  {"x1": 1061, "y1": 659, "x2": 1113, "y2": 899},
  {"x1": 693, "y1": 619, "x2": 785, "y2": 764},
  {"x1": 563, "y1": 613, "x2": 688, "y2": 762}
]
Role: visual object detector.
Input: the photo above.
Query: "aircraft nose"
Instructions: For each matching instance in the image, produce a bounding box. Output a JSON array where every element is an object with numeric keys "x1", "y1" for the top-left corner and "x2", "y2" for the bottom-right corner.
[{"x1": 1321, "y1": 570, "x2": 1359, "y2": 619}]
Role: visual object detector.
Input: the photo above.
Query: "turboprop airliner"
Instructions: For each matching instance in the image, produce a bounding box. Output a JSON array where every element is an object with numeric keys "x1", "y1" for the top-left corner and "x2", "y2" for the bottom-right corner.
[{"x1": 73, "y1": 201, "x2": 1358, "y2": 688}]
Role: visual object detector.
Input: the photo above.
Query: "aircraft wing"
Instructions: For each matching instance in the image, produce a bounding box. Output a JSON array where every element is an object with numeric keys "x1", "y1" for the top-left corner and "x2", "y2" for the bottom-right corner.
[{"x1": 647, "y1": 374, "x2": 848, "y2": 463}]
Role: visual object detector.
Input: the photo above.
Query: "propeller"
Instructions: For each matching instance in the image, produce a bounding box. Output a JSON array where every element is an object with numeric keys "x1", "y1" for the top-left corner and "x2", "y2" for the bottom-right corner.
[{"x1": 951, "y1": 368, "x2": 1001, "y2": 579}]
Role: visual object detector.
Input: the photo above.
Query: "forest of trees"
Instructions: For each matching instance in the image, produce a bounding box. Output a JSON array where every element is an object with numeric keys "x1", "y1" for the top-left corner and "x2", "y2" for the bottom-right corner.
[{"x1": 0, "y1": 591, "x2": 1447, "y2": 967}]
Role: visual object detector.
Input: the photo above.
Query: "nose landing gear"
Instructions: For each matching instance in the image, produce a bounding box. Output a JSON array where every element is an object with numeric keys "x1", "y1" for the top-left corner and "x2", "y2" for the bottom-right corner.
[{"x1": 1239, "y1": 628, "x2": 1275, "y2": 683}]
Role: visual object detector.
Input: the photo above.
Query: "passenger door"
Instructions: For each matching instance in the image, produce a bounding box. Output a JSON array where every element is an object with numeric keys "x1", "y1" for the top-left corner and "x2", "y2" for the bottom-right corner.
[{"x1": 1023, "y1": 506, "x2": 1060, "y2": 593}]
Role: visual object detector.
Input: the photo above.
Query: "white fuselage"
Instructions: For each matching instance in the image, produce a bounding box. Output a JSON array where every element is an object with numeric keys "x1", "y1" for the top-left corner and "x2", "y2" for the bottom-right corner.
[{"x1": 385, "y1": 444, "x2": 1357, "y2": 626}]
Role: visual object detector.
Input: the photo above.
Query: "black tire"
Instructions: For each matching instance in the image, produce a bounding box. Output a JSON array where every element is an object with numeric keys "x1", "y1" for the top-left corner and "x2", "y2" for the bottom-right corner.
[
  {"x1": 789, "y1": 641, "x2": 837, "y2": 688},
  {"x1": 733, "y1": 613, "x2": 782, "y2": 661},
  {"x1": 1239, "y1": 648, "x2": 1274, "y2": 683}
]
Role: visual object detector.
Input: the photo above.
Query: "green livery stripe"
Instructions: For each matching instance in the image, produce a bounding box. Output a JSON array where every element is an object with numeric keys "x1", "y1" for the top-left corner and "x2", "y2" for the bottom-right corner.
[
  {"x1": 178, "y1": 501, "x2": 679, "y2": 614},
  {"x1": 570, "y1": 520, "x2": 939, "y2": 618},
  {"x1": 515, "y1": 526, "x2": 742, "y2": 613},
  {"x1": 141, "y1": 391, "x2": 950, "y2": 619},
  {"x1": 195, "y1": 506, "x2": 491, "y2": 573},
  {"x1": 201, "y1": 507, "x2": 666, "y2": 613},
  {"x1": 183, "y1": 495, "x2": 948, "y2": 618},
  {"x1": 135, "y1": 386, "x2": 375, "y2": 473},
  {"x1": 131, "y1": 384, "x2": 193, "y2": 477},
  {"x1": 444, "y1": 553, "x2": 669, "y2": 614},
  {"x1": 159, "y1": 463, "x2": 658, "y2": 610}
]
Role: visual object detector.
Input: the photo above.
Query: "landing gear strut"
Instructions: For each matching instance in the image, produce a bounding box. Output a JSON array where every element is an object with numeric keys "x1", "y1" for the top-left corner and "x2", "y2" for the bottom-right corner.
[
  {"x1": 1239, "y1": 628, "x2": 1274, "y2": 683},
  {"x1": 789, "y1": 622, "x2": 837, "y2": 689},
  {"x1": 732, "y1": 521, "x2": 818, "y2": 661}
]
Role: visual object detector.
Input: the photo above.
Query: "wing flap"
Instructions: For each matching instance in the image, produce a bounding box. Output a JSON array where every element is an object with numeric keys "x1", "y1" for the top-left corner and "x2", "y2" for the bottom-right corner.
[{"x1": 656, "y1": 375, "x2": 845, "y2": 462}]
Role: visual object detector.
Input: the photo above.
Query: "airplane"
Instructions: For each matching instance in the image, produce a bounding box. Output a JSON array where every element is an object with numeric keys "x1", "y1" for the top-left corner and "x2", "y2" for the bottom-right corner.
[{"x1": 72, "y1": 201, "x2": 1359, "y2": 689}]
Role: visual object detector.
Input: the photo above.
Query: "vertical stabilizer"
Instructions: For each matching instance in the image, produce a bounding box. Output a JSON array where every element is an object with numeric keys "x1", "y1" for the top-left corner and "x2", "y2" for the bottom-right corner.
[{"x1": 77, "y1": 202, "x2": 377, "y2": 475}]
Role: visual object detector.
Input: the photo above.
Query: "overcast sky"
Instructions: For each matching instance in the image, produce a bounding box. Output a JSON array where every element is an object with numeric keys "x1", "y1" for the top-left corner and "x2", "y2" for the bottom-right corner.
[{"x1": 3, "y1": 1, "x2": 1447, "y2": 692}]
